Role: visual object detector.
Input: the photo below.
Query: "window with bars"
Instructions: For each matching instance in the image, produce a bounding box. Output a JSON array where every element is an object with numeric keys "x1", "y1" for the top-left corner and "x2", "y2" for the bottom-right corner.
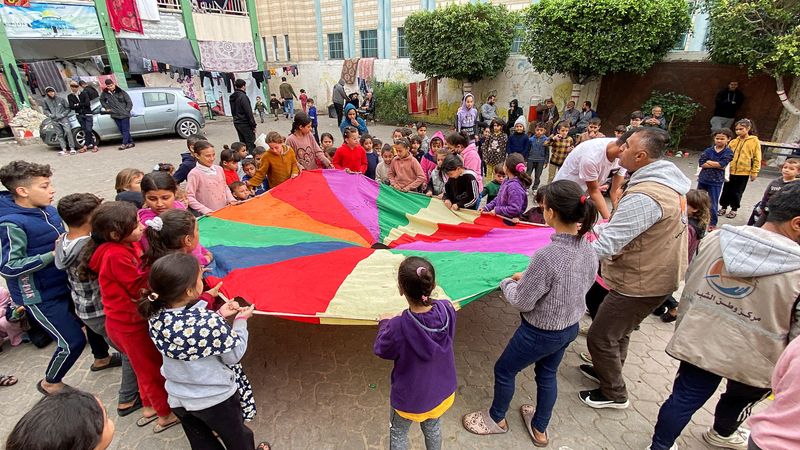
[
  {"x1": 284, "y1": 34, "x2": 291, "y2": 61},
  {"x1": 397, "y1": 27, "x2": 408, "y2": 58},
  {"x1": 328, "y1": 33, "x2": 344, "y2": 60},
  {"x1": 360, "y1": 29, "x2": 378, "y2": 58},
  {"x1": 272, "y1": 36, "x2": 279, "y2": 61},
  {"x1": 510, "y1": 25, "x2": 523, "y2": 54}
]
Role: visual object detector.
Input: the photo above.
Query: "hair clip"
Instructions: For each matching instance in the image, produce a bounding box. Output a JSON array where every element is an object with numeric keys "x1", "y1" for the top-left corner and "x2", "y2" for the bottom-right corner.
[
  {"x1": 416, "y1": 266, "x2": 427, "y2": 277},
  {"x1": 515, "y1": 162, "x2": 526, "y2": 173},
  {"x1": 147, "y1": 292, "x2": 159, "y2": 302},
  {"x1": 144, "y1": 217, "x2": 163, "y2": 232},
  {"x1": 580, "y1": 195, "x2": 587, "y2": 204}
]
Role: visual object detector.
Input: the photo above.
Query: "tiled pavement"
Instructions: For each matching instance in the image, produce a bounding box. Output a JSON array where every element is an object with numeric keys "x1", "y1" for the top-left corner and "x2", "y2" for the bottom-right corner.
[{"x1": 0, "y1": 116, "x2": 770, "y2": 449}]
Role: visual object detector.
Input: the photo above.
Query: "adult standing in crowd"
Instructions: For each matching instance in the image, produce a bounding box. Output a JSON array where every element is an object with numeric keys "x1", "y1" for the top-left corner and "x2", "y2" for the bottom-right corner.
[
  {"x1": 43, "y1": 86, "x2": 77, "y2": 156},
  {"x1": 562, "y1": 100, "x2": 580, "y2": 130},
  {"x1": 710, "y1": 81, "x2": 744, "y2": 131},
  {"x1": 99, "y1": 79, "x2": 133, "y2": 150},
  {"x1": 67, "y1": 81, "x2": 98, "y2": 153},
  {"x1": 229, "y1": 79, "x2": 256, "y2": 152},
  {"x1": 480, "y1": 95, "x2": 498, "y2": 131},
  {"x1": 579, "y1": 127, "x2": 690, "y2": 409},
  {"x1": 507, "y1": 99, "x2": 524, "y2": 134},
  {"x1": 536, "y1": 98, "x2": 559, "y2": 133},
  {"x1": 574, "y1": 101, "x2": 598, "y2": 135},
  {"x1": 332, "y1": 79, "x2": 347, "y2": 126},
  {"x1": 279, "y1": 77, "x2": 298, "y2": 119},
  {"x1": 648, "y1": 183, "x2": 800, "y2": 450}
]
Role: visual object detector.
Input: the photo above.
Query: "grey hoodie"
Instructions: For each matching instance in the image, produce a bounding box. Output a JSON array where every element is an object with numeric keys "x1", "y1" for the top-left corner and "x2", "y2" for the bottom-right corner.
[
  {"x1": 593, "y1": 159, "x2": 691, "y2": 259},
  {"x1": 332, "y1": 79, "x2": 347, "y2": 105},
  {"x1": 42, "y1": 91, "x2": 73, "y2": 121}
]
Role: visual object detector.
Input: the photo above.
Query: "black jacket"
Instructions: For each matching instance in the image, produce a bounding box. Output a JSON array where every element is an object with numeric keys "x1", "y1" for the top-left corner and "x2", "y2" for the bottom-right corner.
[
  {"x1": 100, "y1": 87, "x2": 132, "y2": 119},
  {"x1": 713, "y1": 88, "x2": 744, "y2": 118},
  {"x1": 69, "y1": 89, "x2": 95, "y2": 116},
  {"x1": 229, "y1": 90, "x2": 255, "y2": 128},
  {"x1": 173, "y1": 152, "x2": 197, "y2": 184}
]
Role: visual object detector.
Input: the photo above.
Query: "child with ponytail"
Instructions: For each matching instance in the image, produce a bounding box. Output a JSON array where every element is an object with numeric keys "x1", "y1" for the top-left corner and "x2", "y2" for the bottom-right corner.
[
  {"x1": 463, "y1": 180, "x2": 598, "y2": 447},
  {"x1": 139, "y1": 253, "x2": 269, "y2": 450},
  {"x1": 80, "y1": 201, "x2": 179, "y2": 433},
  {"x1": 139, "y1": 172, "x2": 213, "y2": 266},
  {"x1": 141, "y1": 209, "x2": 208, "y2": 269},
  {"x1": 480, "y1": 153, "x2": 531, "y2": 222},
  {"x1": 374, "y1": 256, "x2": 457, "y2": 450}
]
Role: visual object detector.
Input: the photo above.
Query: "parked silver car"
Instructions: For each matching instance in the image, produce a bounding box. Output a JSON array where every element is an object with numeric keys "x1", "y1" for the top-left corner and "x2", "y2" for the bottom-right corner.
[{"x1": 40, "y1": 87, "x2": 205, "y2": 148}]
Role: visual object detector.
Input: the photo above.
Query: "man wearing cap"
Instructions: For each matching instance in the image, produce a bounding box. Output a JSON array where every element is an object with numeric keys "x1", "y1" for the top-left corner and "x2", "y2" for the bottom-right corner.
[
  {"x1": 99, "y1": 79, "x2": 134, "y2": 150},
  {"x1": 42, "y1": 87, "x2": 77, "y2": 155}
]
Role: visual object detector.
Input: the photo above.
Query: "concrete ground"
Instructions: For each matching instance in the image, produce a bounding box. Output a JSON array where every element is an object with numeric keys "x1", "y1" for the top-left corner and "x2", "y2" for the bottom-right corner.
[{"x1": 0, "y1": 114, "x2": 773, "y2": 449}]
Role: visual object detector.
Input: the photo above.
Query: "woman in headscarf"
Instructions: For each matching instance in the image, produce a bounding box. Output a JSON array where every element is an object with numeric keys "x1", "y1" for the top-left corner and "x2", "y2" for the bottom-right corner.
[{"x1": 507, "y1": 99, "x2": 524, "y2": 134}]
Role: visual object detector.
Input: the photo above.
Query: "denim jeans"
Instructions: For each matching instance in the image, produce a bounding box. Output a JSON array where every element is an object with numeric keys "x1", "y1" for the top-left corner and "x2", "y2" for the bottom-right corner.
[
  {"x1": 489, "y1": 319, "x2": 579, "y2": 432},
  {"x1": 650, "y1": 362, "x2": 771, "y2": 450},
  {"x1": 697, "y1": 181, "x2": 723, "y2": 226},
  {"x1": 528, "y1": 161, "x2": 546, "y2": 190},
  {"x1": 389, "y1": 409, "x2": 441, "y2": 450},
  {"x1": 283, "y1": 98, "x2": 294, "y2": 117},
  {"x1": 77, "y1": 114, "x2": 95, "y2": 147},
  {"x1": 113, "y1": 117, "x2": 133, "y2": 145}
]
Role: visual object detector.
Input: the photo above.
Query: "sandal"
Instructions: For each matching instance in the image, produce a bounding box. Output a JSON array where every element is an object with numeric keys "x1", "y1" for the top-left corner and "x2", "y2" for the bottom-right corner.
[
  {"x1": 153, "y1": 418, "x2": 181, "y2": 434},
  {"x1": 256, "y1": 441, "x2": 272, "y2": 450},
  {"x1": 520, "y1": 404, "x2": 549, "y2": 447},
  {"x1": 117, "y1": 396, "x2": 143, "y2": 417},
  {"x1": 91, "y1": 146, "x2": 99, "y2": 153},
  {"x1": 726, "y1": 210, "x2": 737, "y2": 219},
  {"x1": 0, "y1": 375, "x2": 17, "y2": 387},
  {"x1": 136, "y1": 415, "x2": 158, "y2": 427},
  {"x1": 718, "y1": 207, "x2": 727, "y2": 216},
  {"x1": 462, "y1": 409, "x2": 508, "y2": 435},
  {"x1": 91, "y1": 353, "x2": 122, "y2": 372}
]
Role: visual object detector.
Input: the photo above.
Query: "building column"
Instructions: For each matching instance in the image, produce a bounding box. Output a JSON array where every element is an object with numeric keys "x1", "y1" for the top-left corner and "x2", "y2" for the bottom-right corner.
[
  {"x1": 314, "y1": 0, "x2": 324, "y2": 60},
  {"x1": 179, "y1": 0, "x2": 202, "y2": 67},
  {"x1": 377, "y1": 0, "x2": 391, "y2": 59},
  {"x1": 244, "y1": 0, "x2": 268, "y2": 96},
  {"x1": 0, "y1": 18, "x2": 25, "y2": 107},
  {"x1": 93, "y1": 0, "x2": 128, "y2": 88},
  {"x1": 342, "y1": 0, "x2": 355, "y2": 58}
]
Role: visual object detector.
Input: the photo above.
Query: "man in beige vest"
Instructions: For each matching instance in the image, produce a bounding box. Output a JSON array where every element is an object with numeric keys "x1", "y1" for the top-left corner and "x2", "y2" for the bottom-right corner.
[
  {"x1": 578, "y1": 127, "x2": 690, "y2": 409},
  {"x1": 648, "y1": 183, "x2": 800, "y2": 450}
]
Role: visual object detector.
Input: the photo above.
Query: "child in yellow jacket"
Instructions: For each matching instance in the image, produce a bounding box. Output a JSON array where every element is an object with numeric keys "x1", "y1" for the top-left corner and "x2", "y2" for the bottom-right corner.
[{"x1": 719, "y1": 119, "x2": 761, "y2": 219}]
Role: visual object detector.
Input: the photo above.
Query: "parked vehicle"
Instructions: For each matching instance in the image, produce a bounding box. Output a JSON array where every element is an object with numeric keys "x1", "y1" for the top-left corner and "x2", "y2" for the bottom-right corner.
[{"x1": 40, "y1": 87, "x2": 205, "y2": 148}]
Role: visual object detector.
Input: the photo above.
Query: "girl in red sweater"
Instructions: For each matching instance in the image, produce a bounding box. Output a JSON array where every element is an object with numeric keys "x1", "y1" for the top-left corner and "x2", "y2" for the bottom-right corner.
[
  {"x1": 333, "y1": 127, "x2": 368, "y2": 174},
  {"x1": 79, "y1": 201, "x2": 179, "y2": 433},
  {"x1": 220, "y1": 147, "x2": 241, "y2": 186}
]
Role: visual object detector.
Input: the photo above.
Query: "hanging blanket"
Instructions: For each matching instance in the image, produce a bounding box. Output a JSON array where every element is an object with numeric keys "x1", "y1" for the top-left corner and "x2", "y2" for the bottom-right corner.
[
  {"x1": 356, "y1": 58, "x2": 374, "y2": 80},
  {"x1": 106, "y1": 0, "x2": 143, "y2": 33},
  {"x1": 28, "y1": 61, "x2": 66, "y2": 93},
  {"x1": 426, "y1": 78, "x2": 438, "y2": 111},
  {"x1": 340, "y1": 58, "x2": 360, "y2": 84},
  {"x1": 120, "y1": 39, "x2": 199, "y2": 73},
  {"x1": 198, "y1": 41, "x2": 257, "y2": 73},
  {"x1": 0, "y1": 74, "x2": 19, "y2": 126}
]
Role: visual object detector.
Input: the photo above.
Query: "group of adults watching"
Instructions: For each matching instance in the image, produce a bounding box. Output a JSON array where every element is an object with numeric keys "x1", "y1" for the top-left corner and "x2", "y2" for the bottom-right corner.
[{"x1": 475, "y1": 95, "x2": 603, "y2": 136}]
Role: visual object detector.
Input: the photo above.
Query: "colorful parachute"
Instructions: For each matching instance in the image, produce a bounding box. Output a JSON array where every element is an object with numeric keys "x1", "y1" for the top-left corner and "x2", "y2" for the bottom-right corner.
[{"x1": 200, "y1": 170, "x2": 554, "y2": 324}]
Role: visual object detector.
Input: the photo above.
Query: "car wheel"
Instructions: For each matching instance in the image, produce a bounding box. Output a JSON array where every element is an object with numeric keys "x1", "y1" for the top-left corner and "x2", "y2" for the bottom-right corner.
[
  {"x1": 73, "y1": 128, "x2": 86, "y2": 148},
  {"x1": 176, "y1": 118, "x2": 200, "y2": 139}
]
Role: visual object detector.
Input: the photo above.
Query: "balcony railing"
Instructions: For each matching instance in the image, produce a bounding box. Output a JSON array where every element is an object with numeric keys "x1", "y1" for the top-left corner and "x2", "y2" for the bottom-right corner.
[
  {"x1": 194, "y1": 0, "x2": 248, "y2": 16},
  {"x1": 156, "y1": 0, "x2": 182, "y2": 11}
]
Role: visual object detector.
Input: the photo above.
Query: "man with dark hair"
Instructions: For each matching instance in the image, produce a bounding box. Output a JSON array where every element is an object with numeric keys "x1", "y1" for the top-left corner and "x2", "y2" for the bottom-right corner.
[
  {"x1": 99, "y1": 79, "x2": 133, "y2": 150},
  {"x1": 229, "y1": 79, "x2": 256, "y2": 152},
  {"x1": 332, "y1": 79, "x2": 347, "y2": 125},
  {"x1": 648, "y1": 182, "x2": 800, "y2": 450},
  {"x1": 579, "y1": 127, "x2": 690, "y2": 409},
  {"x1": 575, "y1": 100, "x2": 598, "y2": 135},
  {"x1": 710, "y1": 81, "x2": 744, "y2": 131},
  {"x1": 278, "y1": 76, "x2": 297, "y2": 119},
  {"x1": 0, "y1": 161, "x2": 86, "y2": 395}
]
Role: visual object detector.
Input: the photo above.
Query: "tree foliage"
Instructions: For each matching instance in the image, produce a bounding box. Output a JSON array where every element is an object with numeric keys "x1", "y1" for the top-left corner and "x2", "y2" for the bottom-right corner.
[
  {"x1": 520, "y1": 0, "x2": 691, "y2": 83},
  {"x1": 705, "y1": 0, "x2": 800, "y2": 77},
  {"x1": 373, "y1": 81, "x2": 410, "y2": 126},
  {"x1": 404, "y1": 3, "x2": 515, "y2": 83},
  {"x1": 642, "y1": 91, "x2": 702, "y2": 149}
]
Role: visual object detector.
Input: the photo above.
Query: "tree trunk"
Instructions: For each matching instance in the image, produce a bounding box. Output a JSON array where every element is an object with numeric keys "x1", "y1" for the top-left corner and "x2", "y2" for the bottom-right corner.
[
  {"x1": 570, "y1": 83, "x2": 583, "y2": 103},
  {"x1": 462, "y1": 81, "x2": 473, "y2": 94},
  {"x1": 775, "y1": 77, "x2": 800, "y2": 116}
]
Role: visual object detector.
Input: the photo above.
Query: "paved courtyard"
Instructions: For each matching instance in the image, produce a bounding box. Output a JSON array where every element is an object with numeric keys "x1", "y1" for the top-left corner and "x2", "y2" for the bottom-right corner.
[{"x1": 0, "y1": 115, "x2": 773, "y2": 449}]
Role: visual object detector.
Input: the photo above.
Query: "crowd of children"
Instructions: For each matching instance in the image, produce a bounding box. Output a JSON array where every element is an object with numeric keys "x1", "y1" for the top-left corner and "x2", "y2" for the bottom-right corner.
[{"x1": 1, "y1": 98, "x2": 799, "y2": 450}]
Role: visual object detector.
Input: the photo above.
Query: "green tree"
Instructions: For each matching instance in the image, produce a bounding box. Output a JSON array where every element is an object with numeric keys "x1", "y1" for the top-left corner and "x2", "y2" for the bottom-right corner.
[
  {"x1": 705, "y1": 0, "x2": 800, "y2": 118},
  {"x1": 642, "y1": 91, "x2": 703, "y2": 149},
  {"x1": 373, "y1": 81, "x2": 410, "y2": 126},
  {"x1": 404, "y1": 3, "x2": 516, "y2": 90},
  {"x1": 520, "y1": 0, "x2": 691, "y2": 89}
]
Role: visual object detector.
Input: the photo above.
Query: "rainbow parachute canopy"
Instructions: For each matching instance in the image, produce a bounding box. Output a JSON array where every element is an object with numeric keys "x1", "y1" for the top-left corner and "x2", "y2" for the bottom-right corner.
[{"x1": 201, "y1": 170, "x2": 554, "y2": 324}]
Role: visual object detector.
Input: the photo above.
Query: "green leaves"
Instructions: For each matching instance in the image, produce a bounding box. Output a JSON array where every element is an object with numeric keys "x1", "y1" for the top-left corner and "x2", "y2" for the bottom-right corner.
[
  {"x1": 642, "y1": 91, "x2": 703, "y2": 149},
  {"x1": 404, "y1": 3, "x2": 516, "y2": 83},
  {"x1": 705, "y1": 0, "x2": 800, "y2": 77},
  {"x1": 373, "y1": 82, "x2": 410, "y2": 126},
  {"x1": 519, "y1": 0, "x2": 691, "y2": 82}
]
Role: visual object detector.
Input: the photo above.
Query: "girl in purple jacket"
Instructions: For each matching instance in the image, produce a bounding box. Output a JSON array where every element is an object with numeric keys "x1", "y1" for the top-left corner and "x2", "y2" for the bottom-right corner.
[
  {"x1": 481, "y1": 153, "x2": 532, "y2": 222},
  {"x1": 374, "y1": 256, "x2": 457, "y2": 450}
]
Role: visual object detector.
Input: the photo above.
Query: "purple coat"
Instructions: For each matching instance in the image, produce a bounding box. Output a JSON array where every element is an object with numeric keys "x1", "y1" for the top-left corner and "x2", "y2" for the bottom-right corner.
[
  {"x1": 485, "y1": 178, "x2": 528, "y2": 218},
  {"x1": 374, "y1": 300, "x2": 457, "y2": 415}
]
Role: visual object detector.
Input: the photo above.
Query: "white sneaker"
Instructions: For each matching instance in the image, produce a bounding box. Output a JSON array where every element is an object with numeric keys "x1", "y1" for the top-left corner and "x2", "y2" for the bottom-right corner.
[
  {"x1": 69, "y1": 149, "x2": 77, "y2": 155},
  {"x1": 58, "y1": 150, "x2": 67, "y2": 156},
  {"x1": 703, "y1": 427, "x2": 749, "y2": 450},
  {"x1": 646, "y1": 445, "x2": 677, "y2": 450}
]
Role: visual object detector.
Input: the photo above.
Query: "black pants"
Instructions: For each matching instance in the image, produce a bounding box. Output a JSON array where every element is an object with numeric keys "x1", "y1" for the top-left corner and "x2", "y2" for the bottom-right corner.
[
  {"x1": 334, "y1": 102, "x2": 344, "y2": 126},
  {"x1": 78, "y1": 115, "x2": 95, "y2": 148},
  {"x1": 173, "y1": 393, "x2": 255, "y2": 450},
  {"x1": 235, "y1": 123, "x2": 256, "y2": 153},
  {"x1": 585, "y1": 280, "x2": 608, "y2": 319},
  {"x1": 719, "y1": 174, "x2": 750, "y2": 211}
]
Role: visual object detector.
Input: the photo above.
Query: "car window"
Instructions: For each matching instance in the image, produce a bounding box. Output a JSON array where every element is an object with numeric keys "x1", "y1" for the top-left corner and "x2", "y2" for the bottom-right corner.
[{"x1": 143, "y1": 92, "x2": 175, "y2": 107}]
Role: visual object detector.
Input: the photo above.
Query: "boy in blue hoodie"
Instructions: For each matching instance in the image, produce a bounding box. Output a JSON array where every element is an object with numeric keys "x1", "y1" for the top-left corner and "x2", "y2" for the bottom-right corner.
[
  {"x1": 507, "y1": 116, "x2": 531, "y2": 160},
  {"x1": 0, "y1": 161, "x2": 85, "y2": 395},
  {"x1": 173, "y1": 133, "x2": 206, "y2": 184},
  {"x1": 527, "y1": 121, "x2": 549, "y2": 191},
  {"x1": 307, "y1": 98, "x2": 320, "y2": 143},
  {"x1": 697, "y1": 128, "x2": 735, "y2": 227}
]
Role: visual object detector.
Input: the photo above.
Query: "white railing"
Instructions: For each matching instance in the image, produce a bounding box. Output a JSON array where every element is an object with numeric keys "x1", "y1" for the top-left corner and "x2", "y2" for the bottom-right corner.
[
  {"x1": 195, "y1": 0, "x2": 248, "y2": 16},
  {"x1": 156, "y1": 0, "x2": 182, "y2": 11}
]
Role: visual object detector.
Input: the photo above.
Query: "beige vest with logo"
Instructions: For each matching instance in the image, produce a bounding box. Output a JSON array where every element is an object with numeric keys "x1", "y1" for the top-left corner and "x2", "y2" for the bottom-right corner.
[
  {"x1": 665, "y1": 230, "x2": 800, "y2": 388},
  {"x1": 602, "y1": 181, "x2": 688, "y2": 297}
]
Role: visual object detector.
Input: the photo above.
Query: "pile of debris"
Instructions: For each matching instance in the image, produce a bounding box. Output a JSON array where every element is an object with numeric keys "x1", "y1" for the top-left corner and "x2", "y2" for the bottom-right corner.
[{"x1": 9, "y1": 107, "x2": 47, "y2": 145}]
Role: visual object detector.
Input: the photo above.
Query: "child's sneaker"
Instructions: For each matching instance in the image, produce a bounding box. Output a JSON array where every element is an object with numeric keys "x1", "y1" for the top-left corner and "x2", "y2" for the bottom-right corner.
[
  {"x1": 579, "y1": 388, "x2": 629, "y2": 409},
  {"x1": 69, "y1": 149, "x2": 77, "y2": 155},
  {"x1": 58, "y1": 150, "x2": 67, "y2": 156},
  {"x1": 702, "y1": 427, "x2": 749, "y2": 450},
  {"x1": 675, "y1": 151, "x2": 683, "y2": 158}
]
